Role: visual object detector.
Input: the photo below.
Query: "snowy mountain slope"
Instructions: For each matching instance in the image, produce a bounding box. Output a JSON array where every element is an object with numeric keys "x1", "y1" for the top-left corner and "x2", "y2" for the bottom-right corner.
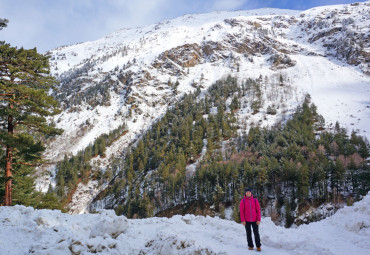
[
  {"x1": 1, "y1": 192, "x2": 369, "y2": 255},
  {"x1": 35, "y1": 1, "x2": 370, "y2": 213},
  {"x1": 289, "y1": 54, "x2": 369, "y2": 136},
  {"x1": 44, "y1": 1, "x2": 369, "y2": 160},
  {"x1": 44, "y1": 8, "x2": 304, "y2": 161}
]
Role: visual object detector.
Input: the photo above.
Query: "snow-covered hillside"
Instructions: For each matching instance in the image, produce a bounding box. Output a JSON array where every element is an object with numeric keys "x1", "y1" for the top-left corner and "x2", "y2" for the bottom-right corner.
[
  {"x1": 1, "y1": 192, "x2": 369, "y2": 255},
  {"x1": 45, "y1": 2, "x2": 369, "y2": 154},
  {"x1": 35, "y1": 1, "x2": 370, "y2": 213},
  {"x1": 44, "y1": 1, "x2": 370, "y2": 161}
]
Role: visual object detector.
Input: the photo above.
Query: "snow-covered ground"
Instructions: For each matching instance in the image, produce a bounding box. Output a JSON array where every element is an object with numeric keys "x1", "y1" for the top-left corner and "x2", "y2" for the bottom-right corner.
[{"x1": 1, "y1": 193, "x2": 369, "y2": 255}]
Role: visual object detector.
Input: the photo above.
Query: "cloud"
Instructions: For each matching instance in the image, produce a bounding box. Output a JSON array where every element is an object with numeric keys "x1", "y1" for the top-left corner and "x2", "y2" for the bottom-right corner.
[
  {"x1": 103, "y1": 0, "x2": 172, "y2": 29},
  {"x1": 0, "y1": 1, "x2": 47, "y2": 49},
  {"x1": 211, "y1": 0, "x2": 249, "y2": 11}
]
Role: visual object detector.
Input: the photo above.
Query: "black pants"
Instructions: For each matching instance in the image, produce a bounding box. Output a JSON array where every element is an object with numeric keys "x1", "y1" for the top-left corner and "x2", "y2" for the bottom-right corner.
[{"x1": 245, "y1": 222, "x2": 261, "y2": 248}]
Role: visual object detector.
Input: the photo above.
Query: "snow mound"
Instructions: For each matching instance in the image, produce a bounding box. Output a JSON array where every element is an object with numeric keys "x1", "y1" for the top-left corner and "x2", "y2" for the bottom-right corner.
[
  {"x1": 261, "y1": 194, "x2": 370, "y2": 255},
  {"x1": 1, "y1": 194, "x2": 369, "y2": 254},
  {"x1": 90, "y1": 214, "x2": 128, "y2": 238},
  {"x1": 333, "y1": 195, "x2": 370, "y2": 234}
]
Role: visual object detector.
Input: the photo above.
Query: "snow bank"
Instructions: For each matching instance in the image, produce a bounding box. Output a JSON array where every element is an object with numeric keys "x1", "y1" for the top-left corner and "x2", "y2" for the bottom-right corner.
[
  {"x1": 1, "y1": 194, "x2": 369, "y2": 254},
  {"x1": 0, "y1": 206, "x2": 128, "y2": 255},
  {"x1": 89, "y1": 211, "x2": 128, "y2": 239},
  {"x1": 261, "y1": 194, "x2": 370, "y2": 255}
]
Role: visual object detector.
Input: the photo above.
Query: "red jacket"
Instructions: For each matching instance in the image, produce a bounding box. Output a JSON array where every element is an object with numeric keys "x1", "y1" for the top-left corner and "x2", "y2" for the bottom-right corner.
[{"x1": 240, "y1": 195, "x2": 261, "y2": 222}]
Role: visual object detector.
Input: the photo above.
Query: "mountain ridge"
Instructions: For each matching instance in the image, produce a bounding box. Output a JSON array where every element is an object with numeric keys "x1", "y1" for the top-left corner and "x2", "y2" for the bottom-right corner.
[{"x1": 35, "y1": 1, "x2": 369, "y2": 215}]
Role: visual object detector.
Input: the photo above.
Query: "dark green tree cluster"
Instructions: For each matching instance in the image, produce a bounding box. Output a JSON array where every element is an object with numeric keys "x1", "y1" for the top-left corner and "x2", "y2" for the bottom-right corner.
[
  {"x1": 99, "y1": 77, "x2": 369, "y2": 222},
  {"x1": 112, "y1": 77, "x2": 240, "y2": 218},
  {"x1": 193, "y1": 95, "x2": 369, "y2": 225},
  {"x1": 10, "y1": 165, "x2": 62, "y2": 210},
  {"x1": 54, "y1": 52, "x2": 133, "y2": 111},
  {"x1": 56, "y1": 73, "x2": 114, "y2": 109},
  {"x1": 55, "y1": 124, "x2": 126, "y2": 200}
]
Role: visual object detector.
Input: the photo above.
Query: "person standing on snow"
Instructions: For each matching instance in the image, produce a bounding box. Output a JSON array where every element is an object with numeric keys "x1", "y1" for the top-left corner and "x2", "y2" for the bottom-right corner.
[{"x1": 240, "y1": 188, "x2": 261, "y2": 251}]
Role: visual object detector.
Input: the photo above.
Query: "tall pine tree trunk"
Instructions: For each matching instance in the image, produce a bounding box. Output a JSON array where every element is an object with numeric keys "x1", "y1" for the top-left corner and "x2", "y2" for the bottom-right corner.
[
  {"x1": 4, "y1": 111, "x2": 13, "y2": 206},
  {"x1": 5, "y1": 146, "x2": 12, "y2": 206}
]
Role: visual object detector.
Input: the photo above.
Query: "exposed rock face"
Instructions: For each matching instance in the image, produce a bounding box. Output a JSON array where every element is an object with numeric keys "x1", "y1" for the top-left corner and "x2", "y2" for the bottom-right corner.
[
  {"x1": 297, "y1": 2, "x2": 370, "y2": 73},
  {"x1": 268, "y1": 53, "x2": 296, "y2": 70},
  {"x1": 158, "y1": 43, "x2": 203, "y2": 68}
]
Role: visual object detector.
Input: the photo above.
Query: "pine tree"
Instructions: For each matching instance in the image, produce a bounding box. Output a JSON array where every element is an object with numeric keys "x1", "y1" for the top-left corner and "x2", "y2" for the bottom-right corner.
[
  {"x1": 126, "y1": 152, "x2": 134, "y2": 184},
  {"x1": 298, "y1": 164, "x2": 309, "y2": 202},
  {"x1": 230, "y1": 96, "x2": 240, "y2": 111},
  {"x1": 11, "y1": 165, "x2": 62, "y2": 209},
  {"x1": 0, "y1": 18, "x2": 8, "y2": 30},
  {"x1": 213, "y1": 184, "x2": 224, "y2": 212},
  {"x1": 0, "y1": 42, "x2": 62, "y2": 205},
  {"x1": 98, "y1": 137, "x2": 106, "y2": 156},
  {"x1": 84, "y1": 145, "x2": 92, "y2": 162},
  {"x1": 11, "y1": 165, "x2": 39, "y2": 206},
  {"x1": 284, "y1": 199, "x2": 294, "y2": 228},
  {"x1": 332, "y1": 158, "x2": 346, "y2": 197},
  {"x1": 232, "y1": 189, "x2": 241, "y2": 222},
  {"x1": 57, "y1": 175, "x2": 65, "y2": 198},
  {"x1": 279, "y1": 74, "x2": 284, "y2": 85},
  {"x1": 93, "y1": 143, "x2": 99, "y2": 157}
]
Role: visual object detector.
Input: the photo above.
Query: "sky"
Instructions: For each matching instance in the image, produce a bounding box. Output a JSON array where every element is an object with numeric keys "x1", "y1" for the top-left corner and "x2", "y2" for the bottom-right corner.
[{"x1": 0, "y1": 0, "x2": 367, "y2": 53}]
